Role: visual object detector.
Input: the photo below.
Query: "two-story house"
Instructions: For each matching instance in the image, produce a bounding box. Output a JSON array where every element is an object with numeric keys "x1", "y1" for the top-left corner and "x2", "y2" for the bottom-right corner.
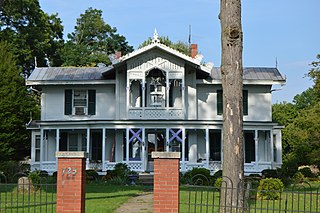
[{"x1": 26, "y1": 33, "x2": 286, "y2": 175}]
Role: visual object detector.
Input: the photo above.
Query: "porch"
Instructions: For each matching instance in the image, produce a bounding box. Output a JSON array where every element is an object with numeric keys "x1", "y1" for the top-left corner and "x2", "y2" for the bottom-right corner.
[{"x1": 30, "y1": 126, "x2": 282, "y2": 175}]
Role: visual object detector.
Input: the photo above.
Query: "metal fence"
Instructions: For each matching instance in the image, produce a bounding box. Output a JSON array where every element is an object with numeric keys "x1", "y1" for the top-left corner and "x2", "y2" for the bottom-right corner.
[
  {"x1": 0, "y1": 172, "x2": 56, "y2": 213},
  {"x1": 179, "y1": 175, "x2": 320, "y2": 213}
]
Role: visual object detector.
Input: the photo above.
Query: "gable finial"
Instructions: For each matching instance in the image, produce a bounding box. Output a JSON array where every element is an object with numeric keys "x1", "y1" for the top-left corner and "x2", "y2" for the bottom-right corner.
[{"x1": 152, "y1": 28, "x2": 160, "y2": 43}]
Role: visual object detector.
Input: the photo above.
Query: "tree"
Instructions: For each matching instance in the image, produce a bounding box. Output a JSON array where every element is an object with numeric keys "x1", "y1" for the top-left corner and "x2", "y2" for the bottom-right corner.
[
  {"x1": 0, "y1": 0, "x2": 64, "y2": 76},
  {"x1": 308, "y1": 54, "x2": 320, "y2": 99},
  {"x1": 293, "y1": 87, "x2": 317, "y2": 110},
  {"x1": 219, "y1": 0, "x2": 244, "y2": 211},
  {"x1": 61, "y1": 7, "x2": 133, "y2": 67},
  {"x1": 0, "y1": 41, "x2": 38, "y2": 161},
  {"x1": 139, "y1": 36, "x2": 191, "y2": 56}
]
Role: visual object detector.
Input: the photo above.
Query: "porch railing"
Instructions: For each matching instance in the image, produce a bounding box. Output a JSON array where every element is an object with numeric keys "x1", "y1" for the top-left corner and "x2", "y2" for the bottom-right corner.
[{"x1": 128, "y1": 108, "x2": 184, "y2": 119}]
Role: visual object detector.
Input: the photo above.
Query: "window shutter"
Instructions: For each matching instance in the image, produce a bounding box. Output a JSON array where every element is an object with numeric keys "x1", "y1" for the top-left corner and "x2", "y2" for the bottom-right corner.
[
  {"x1": 65, "y1": 89, "x2": 72, "y2": 115},
  {"x1": 88, "y1": 90, "x2": 96, "y2": 115},
  {"x1": 217, "y1": 90, "x2": 223, "y2": 115},
  {"x1": 243, "y1": 90, "x2": 248, "y2": 115}
]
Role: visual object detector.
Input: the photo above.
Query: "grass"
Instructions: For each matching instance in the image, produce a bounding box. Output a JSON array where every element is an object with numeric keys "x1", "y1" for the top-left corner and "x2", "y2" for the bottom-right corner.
[
  {"x1": 1, "y1": 180, "x2": 319, "y2": 213},
  {"x1": 179, "y1": 181, "x2": 320, "y2": 213},
  {"x1": 0, "y1": 182, "x2": 146, "y2": 213}
]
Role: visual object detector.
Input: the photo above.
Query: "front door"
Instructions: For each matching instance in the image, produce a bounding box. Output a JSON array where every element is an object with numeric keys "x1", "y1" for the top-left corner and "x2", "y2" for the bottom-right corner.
[{"x1": 145, "y1": 129, "x2": 166, "y2": 172}]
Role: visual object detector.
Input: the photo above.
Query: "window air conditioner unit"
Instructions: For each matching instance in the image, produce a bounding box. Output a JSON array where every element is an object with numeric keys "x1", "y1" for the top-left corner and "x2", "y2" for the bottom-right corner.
[{"x1": 74, "y1": 107, "x2": 86, "y2": 115}]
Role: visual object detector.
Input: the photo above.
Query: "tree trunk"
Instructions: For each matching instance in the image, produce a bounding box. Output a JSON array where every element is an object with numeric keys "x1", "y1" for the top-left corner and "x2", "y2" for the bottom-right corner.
[{"x1": 219, "y1": 0, "x2": 244, "y2": 212}]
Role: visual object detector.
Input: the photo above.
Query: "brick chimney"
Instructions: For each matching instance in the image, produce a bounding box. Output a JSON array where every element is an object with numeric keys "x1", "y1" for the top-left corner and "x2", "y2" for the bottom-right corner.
[
  {"x1": 190, "y1": 44, "x2": 198, "y2": 58},
  {"x1": 115, "y1": 51, "x2": 122, "y2": 59}
]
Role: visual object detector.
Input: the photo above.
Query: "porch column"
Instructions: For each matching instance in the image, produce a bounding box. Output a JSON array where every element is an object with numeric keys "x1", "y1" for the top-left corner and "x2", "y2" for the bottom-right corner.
[
  {"x1": 270, "y1": 130, "x2": 274, "y2": 167},
  {"x1": 166, "y1": 128, "x2": 169, "y2": 152},
  {"x1": 205, "y1": 129, "x2": 210, "y2": 169},
  {"x1": 182, "y1": 82, "x2": 186, "y2": 118},
  {"x1": 181, "y1": 128, "x2": 185, "y2": 171},
  {"x1": 126, "y1": 81, "x2": 130, "y2": 118},
  {"x1": 126, "y1": 128, "x2": 129, "y2": 163},
  {"x1": 86, "y1": 128, "x2": 90, "y2": 169},
  {"x1": 142, "y1": 80, "x2": 146, "y2": 109},
  {"x1": 56, "y1": 129, "x2": 60, "y2": 170},
  {"x1": 142, "y1": 128, "x2": 146, "y2": 170},
  {"x1": 220, "y1": 129, "x2": 223, "y2": 163},
  {"x1": 102, "y1": 128, "x2": 106, "y2": 170},
  {"x1": 254, "y1": 130, "x2": 259, "y2": 170},
  {"x1": 40, "y1": 128, "x2": 44, "y2": 170},
  {"x1": 166, "y1": 76, "x2": 169, "y2": 109}
]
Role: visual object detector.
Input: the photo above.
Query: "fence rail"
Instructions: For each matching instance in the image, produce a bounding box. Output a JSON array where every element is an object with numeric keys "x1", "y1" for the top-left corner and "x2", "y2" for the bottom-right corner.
[
  {"x1": 0, "y1": 173, "x2": 56, "y2": 213},
  {"x1": 180, "y1": 175, "x2": 320, "y2": 213}
]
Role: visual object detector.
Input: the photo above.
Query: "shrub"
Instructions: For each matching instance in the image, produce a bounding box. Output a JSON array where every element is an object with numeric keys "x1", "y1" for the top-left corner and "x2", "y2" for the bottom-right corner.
[
  {"x1": 0, "y1": 161, "x2": 21, "y2": 182},
  {"x1": 86, "y1": 170, "x2": 99, "y2": 181},
  {"x1": 213, "y1": 170, "x2": 222, "y2": 178},
  {"x1": 292, "y1": 172, "x2": 304, "y2": 184},
  {"x1": 214, "y1": 177, "x2": 222, "y2": 188},
  {"x1": 261, "y1": 169, "x2": 278, "y2": 178},
  {"x1": 182, "y1": 168, "x2": 212, "y2": 185},
  {"x1": 299, "y1": 167, "x2": 315, "y2": 178},
  {"x1": 113, "y1": 163, "x2": 130, "y2": 178},
  {"x1": 257, "y1": 178, "x2": 284, "y2": 200}
]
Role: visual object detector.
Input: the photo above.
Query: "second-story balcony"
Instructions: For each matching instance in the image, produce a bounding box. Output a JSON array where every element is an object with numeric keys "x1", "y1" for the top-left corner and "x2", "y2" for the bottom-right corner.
[{"x1": 128, "y1": 107, "x2": 184, "y2": 119}]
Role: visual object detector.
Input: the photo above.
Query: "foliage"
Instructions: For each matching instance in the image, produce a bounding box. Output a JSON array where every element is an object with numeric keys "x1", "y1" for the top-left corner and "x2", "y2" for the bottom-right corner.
[
  {"x1": 213, "y1": 170, "x2": 222, "y2": 178},
  {"x1": 139, "y1": 36, "x2": 191, "y2": 56},
  {"x1": 61, "y1": 7, "x2": 133, "y2": 67},
  {"x1": 308, "y1": 54, "x2": 320, "y2": 98},
  {"x1": 257, "y1": 178, "x2": 284, "y2": 200},
  {"x1": 86, "y1": 169, "x2": 99, "y2": 181},
  {"x1": 103, "y1": 163, "x2": 134, "y2": 185},
  {"x1": 0, "y1": 161, "x2": 21, "y2": 182},
  {"x1": 272, "y1": 102, "x2": 298, "y2": 126},
  {"x1": 292, "y1": 172, "x2": 304, "y2": 184},
  {"x1": 293, "y1": 88, "x2": 317, "y2": 110},
  {"x1": 261, "y1": 169, "x2": 278, "y2": 178},
  {"x1": 0, "y1": 0, "x2": 64, "y2": 76},
  {"x1": 214, "y1": 177, "x2": 222, "y2": 188},
  {"x1": 27, "y1": 170, "x2": 41, "y2": 185},
  {"x1": 299, "y1": 167, "x2": 315, "y2": 178},
  {"x1": 181, "y1": 168, "x2": 212, "y2": 185},
  {"x1": 0, "y1": 42, "x2": 38, "y2": 161}
]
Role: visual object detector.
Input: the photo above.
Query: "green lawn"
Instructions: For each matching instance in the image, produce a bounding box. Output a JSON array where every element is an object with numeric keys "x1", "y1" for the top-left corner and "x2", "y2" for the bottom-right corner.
[
  {"x1": 1, "y1": 181, "x2": 319, "y2": 213},
  {"x1": 179, "y1": 182, "x2": 320, "y2": 213},
  {"x1": 0, "y1": 182, "x2": 146, "y2": 213}
]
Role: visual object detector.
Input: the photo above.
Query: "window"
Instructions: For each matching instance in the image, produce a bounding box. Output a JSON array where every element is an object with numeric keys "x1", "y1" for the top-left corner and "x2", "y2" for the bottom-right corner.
[
  {"x1": 244, "y1": 130, "x2": 255, "y2": 163},
  {"x1": 217, "y1": 90, "x2": 248, "y2": 115},
  {"x1": 59, "y1": 132, "x2": 86, "y2": 152},
  {"x1": 91, "y1": 130, "x2": 102, "y2": 162},
  {"x1": 209, "y1": 130, "x2": 221, "y2": 161},
  {"x1": 65, "y1": 89, "x2": 96, "y2": 115},
  {"x1": 35, "y1": 135, "x2": 41, "y2": 162}
]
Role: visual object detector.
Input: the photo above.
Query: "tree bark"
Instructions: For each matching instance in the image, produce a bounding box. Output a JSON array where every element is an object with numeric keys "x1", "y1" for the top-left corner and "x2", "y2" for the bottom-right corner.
[{"x1": 219, "y1": 0, "x2": 244, "y2": 212}]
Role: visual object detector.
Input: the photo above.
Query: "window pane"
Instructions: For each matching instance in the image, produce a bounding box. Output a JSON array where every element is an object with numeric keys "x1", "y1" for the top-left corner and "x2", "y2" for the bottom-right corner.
[
  {"x1": 209, "y1": 130, "x2": 221, "y2": 161},
  {"x1": 35, "y1": 150, "x2": 40, "y2": 162},
  {"x1": 69, "y1": 134, "x2": 78, "y2": 151},
  {"x1": 74, "y1": 90, "x2": 87, "y2": 107},
  {"x1": 244, "y1": 131, "x2": 255, "y2": 163},
  {"x1": 35, "y1": 135, "x2": 40, "y2": 148}
]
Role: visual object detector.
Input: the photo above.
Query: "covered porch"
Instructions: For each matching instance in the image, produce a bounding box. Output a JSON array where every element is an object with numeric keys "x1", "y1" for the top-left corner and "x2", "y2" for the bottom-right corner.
[{"x1": 30, "y1": 125, "x2": 282, "y2": 175}]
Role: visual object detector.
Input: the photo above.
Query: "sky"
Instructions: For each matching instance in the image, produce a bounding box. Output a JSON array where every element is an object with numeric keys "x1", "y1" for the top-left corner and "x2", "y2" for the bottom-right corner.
[{"x1": 39, "y1": 0, "x2": 319, "y2": 103}]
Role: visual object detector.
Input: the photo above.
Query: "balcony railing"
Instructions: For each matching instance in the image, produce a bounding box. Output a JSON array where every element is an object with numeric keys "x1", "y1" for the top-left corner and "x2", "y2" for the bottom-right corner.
[{"x1": 128, "y1": 108, "x2": 184, "y2": 119}]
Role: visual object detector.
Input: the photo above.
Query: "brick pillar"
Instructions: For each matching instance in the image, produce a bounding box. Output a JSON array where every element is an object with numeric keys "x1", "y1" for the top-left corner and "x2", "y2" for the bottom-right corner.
[
  {"x1": 56, "y1": 151, "x2": 87, "y2": 213},
  {"x1": 152, "y1": 152, "x2": 180, "y2": 213}
]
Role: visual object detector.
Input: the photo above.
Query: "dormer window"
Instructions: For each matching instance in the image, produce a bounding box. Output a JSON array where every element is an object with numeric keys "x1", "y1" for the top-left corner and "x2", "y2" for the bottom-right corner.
[{"x1": 65, "y1": 89, "x2": 96, "y2": 115}]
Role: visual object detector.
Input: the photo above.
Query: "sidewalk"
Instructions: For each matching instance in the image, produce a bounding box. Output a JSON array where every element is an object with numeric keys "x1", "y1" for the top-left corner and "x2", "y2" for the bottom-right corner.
[{"x1": 115, "y1": 192, "x2": 153, "y2": 213}]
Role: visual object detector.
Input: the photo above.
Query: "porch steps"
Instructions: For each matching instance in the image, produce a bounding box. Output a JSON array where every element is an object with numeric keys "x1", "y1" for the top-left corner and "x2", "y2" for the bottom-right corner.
[{"x1": 138, "y1": 173, "x2": 154, "y2": 186}]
